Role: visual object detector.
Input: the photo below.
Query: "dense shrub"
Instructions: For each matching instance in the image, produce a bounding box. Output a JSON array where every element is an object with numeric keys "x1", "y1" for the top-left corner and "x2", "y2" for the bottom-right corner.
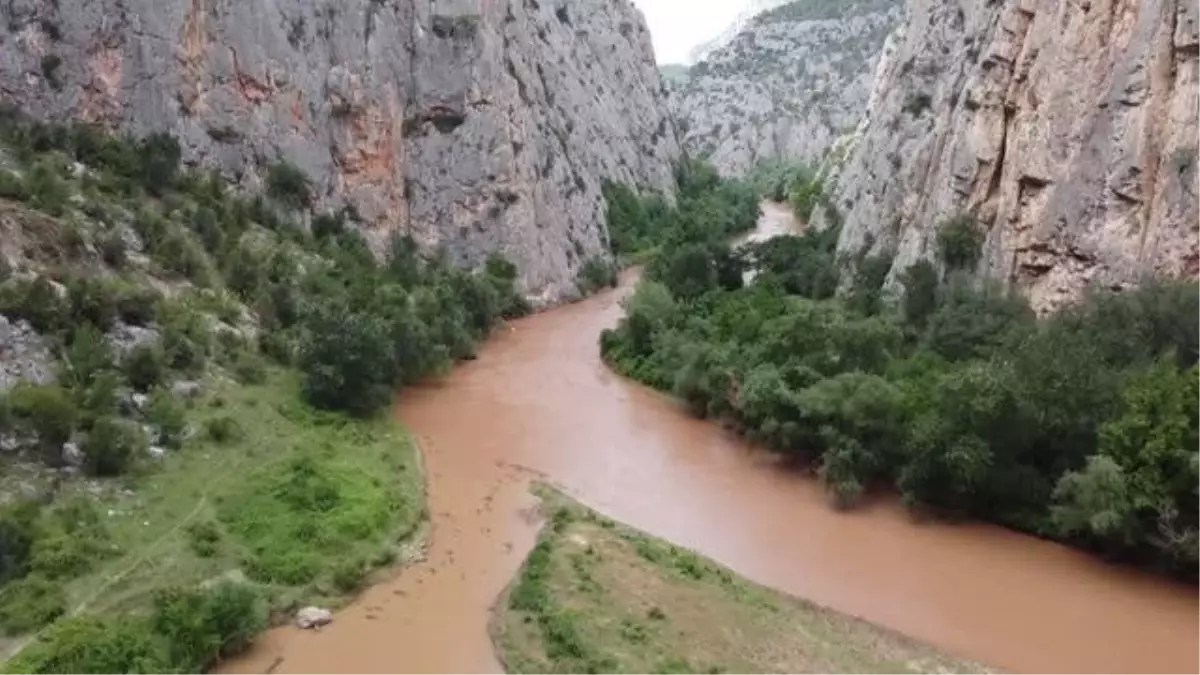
[
  {"x1": 936, "y1": 215, "x2": 985, "y2": 271},
  {"x1": 300, "y1": 300, "x2": 396, "y2": 416},
  {"x1": 10, "y1": 384, "x2": 77, "y2": 454},
  {"x1": 83, "y1": 416, "x2": 146, "y2": 476},
  {"x1": 577, "y1": 257, "x2": 618, "y2": 295},
  {"x1": 0, "y1": 502, "x2": 37, "y2": 585},
  {"x1": 266, "y1": 161, "x2": 311, "y2": 210},
  {"x1": 27, "y1": 161, "x2": 68, "y2": 215},
  {"x1": 0, "y1": 276, "x2": 68, "y2": 333},
  {"x1": 123, "y1": 344, "x2": 167, "y2": 392},
  {"x1": 0, "y1": 574, "x2": 65, "y2": 635},
  {"x1": 145, "y1": 388, "x2": 187, "y2": 448},
  {"x1": 0, "y1": 170, "x2": 28, "y2": 200},
  {"x1": 6, "y1": 616, "x2": 172, "y2": 674},
  {"x1": 151, "y1": 583, "x2": 266, "y2": 671}
]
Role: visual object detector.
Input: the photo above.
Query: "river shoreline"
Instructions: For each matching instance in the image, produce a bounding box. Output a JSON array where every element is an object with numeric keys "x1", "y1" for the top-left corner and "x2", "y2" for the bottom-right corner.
[{"x1": 223, "y1": 203, "x2": 1199, "y2": 674}]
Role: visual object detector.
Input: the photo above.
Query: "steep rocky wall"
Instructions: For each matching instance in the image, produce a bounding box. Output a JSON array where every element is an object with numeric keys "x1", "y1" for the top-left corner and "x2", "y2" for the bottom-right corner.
[
  {"x1": 0, "y1": 0, "x2": 680, "y2": 303},
  {"x1": 827, "y1": 0, "x2": 1198, "y2": 312},
  {"x1": 671, "y1": 0, "x2": 904, "y2": 177}
]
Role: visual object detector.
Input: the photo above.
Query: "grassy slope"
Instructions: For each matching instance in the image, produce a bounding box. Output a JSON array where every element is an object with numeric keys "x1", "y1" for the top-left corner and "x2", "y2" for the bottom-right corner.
[
  {"x1": 0, "y1": 369, "x2": 425, "y2": 661},
  {"x1": 492, "y1": 486, "x2": 988, "y2": 674}
]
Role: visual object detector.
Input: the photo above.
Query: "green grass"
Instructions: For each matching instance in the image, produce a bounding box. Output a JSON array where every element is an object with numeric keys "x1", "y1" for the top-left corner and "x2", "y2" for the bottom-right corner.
[
  {"x1": 492, "y1": 486, "x2": 989, "y2": 674},
  {"x1": 0, "y1": 369, "x2": 425, "y2": 661}
]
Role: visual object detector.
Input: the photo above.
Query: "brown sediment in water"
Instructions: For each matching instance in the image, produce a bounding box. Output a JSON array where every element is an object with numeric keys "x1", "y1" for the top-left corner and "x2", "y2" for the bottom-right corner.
[{"x1": 223, "y1": 205, "x2": 1199, "y2": 675}]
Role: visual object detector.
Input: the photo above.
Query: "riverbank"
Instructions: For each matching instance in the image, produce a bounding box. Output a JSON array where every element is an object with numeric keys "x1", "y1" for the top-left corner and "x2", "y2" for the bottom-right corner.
[
  {"x1": 491, "y1": 485, "x2": 987, "y2": 674},
  {"x1": 1, "y1": 369, "x2": 428, "y2": 669}
]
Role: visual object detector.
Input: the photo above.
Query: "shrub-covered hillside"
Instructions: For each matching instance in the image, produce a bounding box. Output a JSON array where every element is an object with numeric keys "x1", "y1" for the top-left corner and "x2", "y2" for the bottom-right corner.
[{"x1": 0, "y1": 108, "x2": 524, "y2": 672}]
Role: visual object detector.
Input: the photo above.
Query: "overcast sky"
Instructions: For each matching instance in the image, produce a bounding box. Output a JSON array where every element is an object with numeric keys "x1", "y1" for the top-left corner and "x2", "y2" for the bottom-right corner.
[{"x1": 630, "y1": 0, "x2": 750, "y2": 64}]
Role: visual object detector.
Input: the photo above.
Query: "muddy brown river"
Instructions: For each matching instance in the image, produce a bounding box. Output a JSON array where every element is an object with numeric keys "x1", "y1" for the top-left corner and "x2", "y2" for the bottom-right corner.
[{"x1": 227, "y1": 204, "x2": 1198, "y2": 674}]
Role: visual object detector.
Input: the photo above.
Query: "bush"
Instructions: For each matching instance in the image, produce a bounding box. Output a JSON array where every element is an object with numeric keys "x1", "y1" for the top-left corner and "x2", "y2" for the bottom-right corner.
[
  {"x1": 40, "y1": 54, "x2": 64, "y2": 90},
  {"x1": 0, "y1": 574, "x2": 65, "y2": 635},
  {"x1": 331, "y1": 558, "x2": 365, "y2": 593},
  {"x1": 99, "y1": 229, "x2": 128, "y2": 268},
  {"x1": 6, "y1": 616, "x2": 172, "y2": 674},
  {"x1": 137, "y1": 133, "x2": 181, "y2": 196},
  {"x1": 116, "y1": 285, "x2": 161, "y2": 326},
  {"x1": 150, "y1": 582, "x2": 266, "y2": 671},
  {"x1": 186, "y1": 520, "x2": 221, "y2": 558},
  {"x1": 10, "y1": 384, "x2": 77, "y2": 453},
  {"x1": 0, "y1": 170, "x2": 28, "y2": 200},
  {"x1": 300, "y1": 300, "x2": 397, "y2": 416},
  {"x1": 232, "y1": 352, "x2": 267, "y2": 385},
  {"x1": 266, "y1": 161, "x2": 311, "y2": 210},
  {"x1": 154, "y1": 228, "x2": 211, "y2": 285},
  {"x1": 28, "y1": 511, "x2": 111, "y2": 580},
  {"x1": 83, "y1": 416, "x2": 146, "y2": 476},
  {"x1": 204, "y1": 415, "x2": 242, "y2": 444},
  {"x1": 577, "y1": 257, "x2": 618, "y2": 295},
  {"x1": 124, "y1": 344, "x2": 167, "y2": 391},
  {"x1": 62, "y1": 323, "x2": 115, "y2": 390},
  {"x1": 899, "y1": 260, "x2": 939, "y2": 328},
  {"x1": 66, "y1": 275, "x2": 121, "y2": 331},
  {"x1": 0, "y1": 276, "x2": 68, "y2": 333},
  {"x1": 0, "y1": 501, "x2": 38, "y2": 584},
  {"x1": 27, "y1": 161, "x2": 69, "y2": 216},
  {"x1": 936, "y1": 215, "x2": 985, "y2": 271},
  {"x1": 146, "y1": 388, "x2": 187, "y2": 448}
]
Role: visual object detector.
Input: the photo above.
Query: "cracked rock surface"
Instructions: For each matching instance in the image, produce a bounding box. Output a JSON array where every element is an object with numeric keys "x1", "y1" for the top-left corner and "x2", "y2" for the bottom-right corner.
[
  {"x1": 824, "y1": 0, "x2": 1199, "y2": 312},
  {"x1": 0, "y1": 0, "x2": 680, "y2": 304}
]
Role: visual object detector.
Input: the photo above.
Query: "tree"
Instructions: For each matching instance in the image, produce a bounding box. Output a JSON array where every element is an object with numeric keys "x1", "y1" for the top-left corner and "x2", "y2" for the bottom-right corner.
[
  {"x1": 899, "y1": 260, "x2": 939, "y2": 328},
  {"x1": 266, "y1": 161, "x2": 312, "y2": 210},
  {"x1": 300, "y1": 299, "x2": 396, "y2": 416},
  {"x1": 936, "y1": 214, "x2": 984, "y2": 271}
]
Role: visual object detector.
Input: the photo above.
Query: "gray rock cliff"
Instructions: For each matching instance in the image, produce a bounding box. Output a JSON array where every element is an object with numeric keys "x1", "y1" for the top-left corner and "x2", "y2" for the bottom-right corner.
[
  {"x1": 826, "y1": 0, "x2": 1199, "y2": 312},
  {"x1": 0, "y1": 0, "x2": 680, "y2": 303},
  {"x1": 671, "y1": 0, "x2": 904, "y2": 176}
]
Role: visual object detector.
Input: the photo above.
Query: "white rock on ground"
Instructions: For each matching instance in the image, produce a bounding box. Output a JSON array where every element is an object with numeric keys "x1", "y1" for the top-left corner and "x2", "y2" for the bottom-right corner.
[{"x1": 295, "y1": 606, "x2": 333, "y2": 630}]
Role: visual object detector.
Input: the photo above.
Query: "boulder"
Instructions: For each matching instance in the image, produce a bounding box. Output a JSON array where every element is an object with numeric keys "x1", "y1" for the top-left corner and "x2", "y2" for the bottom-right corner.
[
  {"x1": 62, "y1": 442, "x2": 85, "y2": 468},
  {"x1": 295, "y1": 606, "x2": 333, "y2": 630}
]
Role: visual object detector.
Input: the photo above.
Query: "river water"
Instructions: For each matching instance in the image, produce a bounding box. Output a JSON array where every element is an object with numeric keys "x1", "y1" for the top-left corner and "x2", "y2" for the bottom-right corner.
[{"x1": 225, "y1": 204, "x2": 1198, "y2": 674}]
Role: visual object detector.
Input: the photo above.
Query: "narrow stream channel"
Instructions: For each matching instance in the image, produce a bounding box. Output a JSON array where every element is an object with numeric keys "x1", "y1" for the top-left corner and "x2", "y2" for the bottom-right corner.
[{"x1": 225, "y1": 204, "x2": 1199, "y2": 674}]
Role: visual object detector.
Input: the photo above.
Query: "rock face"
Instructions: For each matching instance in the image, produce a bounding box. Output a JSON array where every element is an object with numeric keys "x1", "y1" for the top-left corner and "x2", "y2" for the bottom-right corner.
[
  {"x1": 827, "y1": 0, "x2": 1199, "y2": 312},
  {"x1": 0, "y1": 0, "x2": 680, "y2": 303},
  {"x1": 0, "y1": 315, "x2": 55, "y2": 391},
  {"x1": 671, "y1": 0, "x2": 904, "y2": 176}
]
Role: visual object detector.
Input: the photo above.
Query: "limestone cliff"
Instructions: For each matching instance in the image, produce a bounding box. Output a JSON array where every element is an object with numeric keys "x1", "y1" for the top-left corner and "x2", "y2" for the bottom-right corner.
[
  {"x1": 0, "y1": 0, "x2": 680, "y2": 303},
  {"x1": 671, "y1": 0, "x2": 904, "y2": 176},
  {"x1": 827, "y1": 0, "x2": 1198, "y2": 312}
]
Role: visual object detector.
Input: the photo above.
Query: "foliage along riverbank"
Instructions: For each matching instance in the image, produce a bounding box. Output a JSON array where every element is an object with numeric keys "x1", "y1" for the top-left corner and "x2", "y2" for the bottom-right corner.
[
  {"x1": 598, "y1": 162, "x2": 1199, "y2": 581},
  {"x1": 0, "y1": 109, "x2": 527, "y2": 671},
  {"x1": 491, "y1": 485, "x2": 986, "y2": 674}
]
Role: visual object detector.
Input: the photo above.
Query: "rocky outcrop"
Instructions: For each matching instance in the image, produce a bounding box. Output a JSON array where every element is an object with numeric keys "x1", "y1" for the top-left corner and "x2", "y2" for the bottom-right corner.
[
  {"x1": 0, "y1": 0, "x2": 680, "y2": 303},
  {"x1": 671, "y1": 0, "x2": 904, "y2": 176},
  {"x1": 827, "y1": 0, "x2": 1199, "y2": 312},
  {"x1": 0, "y1": 315, "x2": 55, "y2": 391}
]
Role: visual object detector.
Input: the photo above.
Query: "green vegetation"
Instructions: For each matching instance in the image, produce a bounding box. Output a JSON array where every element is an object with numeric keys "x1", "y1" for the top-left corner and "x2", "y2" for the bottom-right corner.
[
  {"x1": 5, "y1": 581, "x2": 265, "y2": 673},
  {"x1": 0, "y1": 109, "x2": 505, "y2": 667},
  {"x1": 601, "y1": 173, "x2": 1199, "y2": 578},
  {"x1": 493, "y1": 486, "x2": 983, "y2": 674},
  {"x1": 748, "y1": 160, "x2": 838, "y2": 224},
  {"x1": 603, "y1": 157, "x2": 759, "y2": 263}
]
